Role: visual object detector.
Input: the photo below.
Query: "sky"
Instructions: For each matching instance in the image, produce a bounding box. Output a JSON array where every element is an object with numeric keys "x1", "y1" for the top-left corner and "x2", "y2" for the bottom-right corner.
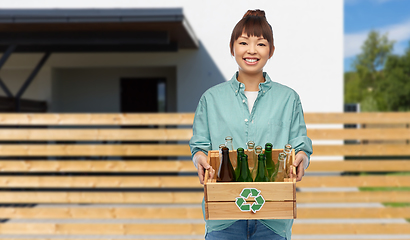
[{"x1": 344, "y1": 0, "x2": 410, "y2": 72}]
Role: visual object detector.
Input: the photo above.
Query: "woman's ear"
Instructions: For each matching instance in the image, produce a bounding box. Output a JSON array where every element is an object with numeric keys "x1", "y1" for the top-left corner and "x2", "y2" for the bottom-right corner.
[{"x1": 269, "y1": 46, "x2": 275, "y2": 58}]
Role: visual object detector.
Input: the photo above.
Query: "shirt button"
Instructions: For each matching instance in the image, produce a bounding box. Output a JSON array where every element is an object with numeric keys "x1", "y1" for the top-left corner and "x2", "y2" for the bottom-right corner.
[
  {"x1": 263, "y1": 91, "x2": 265, "y2": 93},
  {"x1": 235, "y1": 90, "x2": 238, "y2": 93},
  {"x1": 242, "y1": 100, "x2": 245, "y2": 103},
  {"x1": 244, "y1": 119, "x2": 248, "y2": 122},
  {"x1": 240, "y1": 84, "x2": 244, "y2": 87}
]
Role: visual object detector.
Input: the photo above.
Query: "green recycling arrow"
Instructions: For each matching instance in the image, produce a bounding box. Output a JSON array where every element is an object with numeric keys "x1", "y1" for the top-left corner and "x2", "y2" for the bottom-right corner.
[{"x1": 235, "y1": 188, "x2": 265, "y2": 213}]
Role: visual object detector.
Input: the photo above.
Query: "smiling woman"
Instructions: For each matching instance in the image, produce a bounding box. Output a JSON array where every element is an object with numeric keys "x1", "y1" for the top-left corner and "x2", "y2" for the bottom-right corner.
[{"x1": 189, "y1": 9, "x2": 312, "y2": 240}]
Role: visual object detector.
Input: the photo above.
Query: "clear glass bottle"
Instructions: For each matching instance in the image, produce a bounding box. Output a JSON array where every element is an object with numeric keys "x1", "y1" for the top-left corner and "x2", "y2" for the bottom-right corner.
[
  {"x1": 246, "y1": 141, "x2": 256, "y2": 178},
  {"x1": 218, "y1": 147, "x2": 236, "y2": 182},
  {"x1": 254, "y1": 153, "x2": 269, "y2": 182},
  {"x1": 237, "y1": 154, "x2": 253, "y2": 182},
  {"x1": 284, "y1": 144, "x2": 292, "y2": 178},
  {"x1": 252, "y1": 145, "x2": 263, "y2": 179},
  {"x1": 265, "y1": 143, "x2": 275, "y2": 181},
  {"x1": 274, "y1": 152, "x2": 286, "y2": 182},
  {"x1": 235, "y1": 148, "x2": 245, "y2": 181},
  {"x1": 225, "y1": 136, "x2": 236, "y2": 167}
]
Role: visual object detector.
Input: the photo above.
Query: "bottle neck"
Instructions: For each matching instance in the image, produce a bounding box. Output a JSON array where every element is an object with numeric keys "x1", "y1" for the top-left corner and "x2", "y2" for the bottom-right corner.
[
  {"x1": 258, "y1": 158, "x2": 266, "y2": 174},
  {"x1": 222, "y1": 150, "x2": 230, "y2": 165}
]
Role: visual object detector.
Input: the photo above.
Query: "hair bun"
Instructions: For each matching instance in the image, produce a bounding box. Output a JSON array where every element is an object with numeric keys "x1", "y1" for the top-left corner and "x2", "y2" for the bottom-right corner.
[{"x1": 243, "y1": 9, "x2": 266, "y2": 19}]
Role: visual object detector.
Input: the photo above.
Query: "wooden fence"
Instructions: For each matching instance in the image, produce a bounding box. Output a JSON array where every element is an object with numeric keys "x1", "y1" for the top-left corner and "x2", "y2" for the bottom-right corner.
[{"x1": 0, "y1": 113, "x2": 409, "y2": 239}]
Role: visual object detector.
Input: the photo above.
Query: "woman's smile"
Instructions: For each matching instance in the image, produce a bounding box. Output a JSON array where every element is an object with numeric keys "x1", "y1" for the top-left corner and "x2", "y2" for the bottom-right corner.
[{"x1": 243, "y1": 57, "x2": 260, "y2": 65}]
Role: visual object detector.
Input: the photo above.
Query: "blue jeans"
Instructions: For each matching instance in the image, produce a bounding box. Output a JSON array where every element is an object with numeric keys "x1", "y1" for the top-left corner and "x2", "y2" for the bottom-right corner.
[{"x1": 205, "y1": 220, "x2": 287, "y2": 240}]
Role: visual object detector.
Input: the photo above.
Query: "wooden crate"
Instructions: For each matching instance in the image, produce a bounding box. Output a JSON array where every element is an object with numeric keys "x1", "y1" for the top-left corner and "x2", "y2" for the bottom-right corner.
[{"x1": 204, "y1": 149, "x2": 296, "y2": 220}]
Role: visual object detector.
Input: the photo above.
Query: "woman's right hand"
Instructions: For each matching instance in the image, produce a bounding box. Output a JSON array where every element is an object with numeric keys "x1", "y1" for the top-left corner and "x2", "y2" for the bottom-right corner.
[{"x1": 193, "y1": 151, "x2": 215, "y2": 185}]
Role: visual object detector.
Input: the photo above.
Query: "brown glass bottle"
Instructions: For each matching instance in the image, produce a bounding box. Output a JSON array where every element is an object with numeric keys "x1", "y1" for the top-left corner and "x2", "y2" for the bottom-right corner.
[{"x1": 217, "y1": 147, "x2": 236, "y2": 182}]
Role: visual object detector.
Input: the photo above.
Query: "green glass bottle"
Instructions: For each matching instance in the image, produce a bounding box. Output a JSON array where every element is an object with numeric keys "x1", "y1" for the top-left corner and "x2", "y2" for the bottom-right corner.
[
  {"x1": 265, "y1": 143, "x2": 275, "y2": 180},
  {"x1": 236, "y1": 154, "x2": 253, "y2": 182},
  {"x1": 254, "y1": 153, "x2": 269, "y2": 182},
  {"x1": 235, "y1": 148, "x2": 244, "y2": 181}
]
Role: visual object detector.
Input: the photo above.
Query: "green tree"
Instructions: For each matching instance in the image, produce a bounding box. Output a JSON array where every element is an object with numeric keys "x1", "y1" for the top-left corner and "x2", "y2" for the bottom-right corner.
[
  {"x1": 380, "y1": 43, "x2": 410, "y2": 111},
  {"x1": 345, "y1": 30, "x2": 395, "y2": 111}
]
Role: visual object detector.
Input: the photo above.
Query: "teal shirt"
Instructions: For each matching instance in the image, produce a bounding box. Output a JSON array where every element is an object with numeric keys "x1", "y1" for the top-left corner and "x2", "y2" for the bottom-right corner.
[{"x1": 189, "y1": 72, "x2": 313, "y2": 239}]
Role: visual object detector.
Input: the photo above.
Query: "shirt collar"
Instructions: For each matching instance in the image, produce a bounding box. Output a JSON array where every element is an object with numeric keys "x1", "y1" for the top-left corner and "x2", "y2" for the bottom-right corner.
[{"x1": 230, "y1": 71, "x2": 273, "y2": 96}]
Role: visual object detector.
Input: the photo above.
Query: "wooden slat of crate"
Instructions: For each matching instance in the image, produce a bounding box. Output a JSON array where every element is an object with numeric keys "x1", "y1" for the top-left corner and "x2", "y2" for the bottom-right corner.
[
  {"x1": 0, "y1": 144, "x2": 190, "y2": 156},
  {"x1": 0, "y1": 223, "x2": 205, "y2": 235},
  {"x1": 207, "y1": 201, "x2": 294, "y2": 220},
  {"x1": 2, "y1": 207, "x2": 410, "y2": 219},
  {"x1": 307, "y1": 128, "x2": 410, "y2": 140},
  {"x1": 1, "y1": 223, "x2": 410, "y2": 235},
  {"x1": 304, "y1": 112, "x2": 410, "y2": 124},
  {"x1": 308, "y1": 160, "x2": 410, "y2": 172},
  {"x1": 0, "y1": 129, "x2": 193, "y2": 141},
  {"x1": 297, "y1": 176, "x2": 410, "y2": 187},
  {"x1": 0, "y1": 160, "x2": 197, "y2": 172},
  {"x1": 206, "y1": 182, "x2": 295, "y2": 202},
  {"x1": 0, "y1": 176, "x2": 202, "y2": 188},
  {"x1": 0, "y1": 113, "x2": 195, "y2": 125}
]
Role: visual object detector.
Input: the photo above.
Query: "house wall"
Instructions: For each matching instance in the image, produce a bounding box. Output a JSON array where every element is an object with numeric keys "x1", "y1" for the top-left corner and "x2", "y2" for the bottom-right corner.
[
  {"x1": 51, "y1": 67, "x2": 177, "y2": 112},
  {"x1": 0, "y1": 0, "x2": 343, "y2": 113}
]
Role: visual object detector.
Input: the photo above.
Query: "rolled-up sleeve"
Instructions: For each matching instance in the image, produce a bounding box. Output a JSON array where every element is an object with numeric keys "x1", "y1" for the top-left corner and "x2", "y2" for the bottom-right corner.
[
  {"x1": 189, "y1": 96, "x2": 212, "y2": 163},
  {"x1": 288, "y1": 96, "x2": 313, "y2": 168}
]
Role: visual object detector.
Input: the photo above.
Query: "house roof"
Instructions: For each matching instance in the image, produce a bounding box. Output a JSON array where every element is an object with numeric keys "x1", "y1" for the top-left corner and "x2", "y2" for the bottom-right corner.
[{"x1": 0, "y1": 8, "x2": 199, "y2": 52}]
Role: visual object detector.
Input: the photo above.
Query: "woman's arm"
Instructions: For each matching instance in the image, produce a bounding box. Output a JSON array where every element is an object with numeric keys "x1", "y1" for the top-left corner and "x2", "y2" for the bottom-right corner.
[
  {"x1": 189, "y1": 96, "x2": 215, "y2": 185},
  {"x1": 288, "y1": 95, "x2": 313, "y2": 182}
]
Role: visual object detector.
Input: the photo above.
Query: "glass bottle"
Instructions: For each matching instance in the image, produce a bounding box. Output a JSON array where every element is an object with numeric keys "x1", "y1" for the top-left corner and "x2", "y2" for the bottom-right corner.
[
  {"x1": 284, "y1": 144, "x2": 292, "y2": 178},
  {"x1": 254, "y1": 153, "x2": 269, "y2": 182},
  {"x1": 237, "y1": 154, "x2": 253, "y2": 182},
  {"x1": 225, "y1": 136, "x2": 236, "y2": 167},
  {"x1": 265, "y1": 143, "x2": 275, "y2": 181},
  {"x1": 274, "y1": 152, "x2": 286, "y2": 182},
  {"x1": 246, "y1": 141, "x2": 256, "y2": 178},
  {"x1": 218, "y1": 147, "x2": 236, "y2": 182},
  {"x1": 218, "y1": 144, "x2": 226, "y2": 165},
  {"x1": 252, "y1": 145, "x2": 263, "y2": 179},
  {"x1": 235, "y1": 148, "x2": 245, "y2": 181}
]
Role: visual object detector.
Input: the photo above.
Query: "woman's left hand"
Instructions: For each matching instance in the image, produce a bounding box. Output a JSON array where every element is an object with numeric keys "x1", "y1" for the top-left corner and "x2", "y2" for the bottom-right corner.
[{"x1": 290, "y1": 151, "x2": 308, "y2": 182}]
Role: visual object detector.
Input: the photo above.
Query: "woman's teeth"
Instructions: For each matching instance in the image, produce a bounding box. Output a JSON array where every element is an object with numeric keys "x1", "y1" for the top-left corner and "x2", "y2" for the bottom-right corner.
[{"x1": 245, "y1": 58, "x2": 258, "y2": 63}]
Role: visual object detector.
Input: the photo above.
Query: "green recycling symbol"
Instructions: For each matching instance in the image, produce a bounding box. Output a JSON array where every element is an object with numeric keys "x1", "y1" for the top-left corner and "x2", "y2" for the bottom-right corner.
[{"x1": 235, "y1": 188, "x2": 265, "y2": 213}]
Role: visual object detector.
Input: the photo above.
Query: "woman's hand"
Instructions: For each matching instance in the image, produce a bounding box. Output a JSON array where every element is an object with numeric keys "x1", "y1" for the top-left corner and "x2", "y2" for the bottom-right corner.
[
  {"x1": 290, "y1": 151, "x2": 308, "y2": 182},
  {"x1": 193, "y1": 151, "x2": 215, "y2": 185}
]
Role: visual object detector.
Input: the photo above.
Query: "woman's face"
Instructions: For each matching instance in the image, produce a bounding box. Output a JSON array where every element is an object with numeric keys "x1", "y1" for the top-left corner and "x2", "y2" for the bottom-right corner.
[{"x1": 233, "y1": 33, "x2": 273, "y2": 75}]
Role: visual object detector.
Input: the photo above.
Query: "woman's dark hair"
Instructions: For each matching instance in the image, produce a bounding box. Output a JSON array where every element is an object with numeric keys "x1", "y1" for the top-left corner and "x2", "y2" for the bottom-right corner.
[{"x1": 229, "y1": 9, "x2": 274, "y2": 56}]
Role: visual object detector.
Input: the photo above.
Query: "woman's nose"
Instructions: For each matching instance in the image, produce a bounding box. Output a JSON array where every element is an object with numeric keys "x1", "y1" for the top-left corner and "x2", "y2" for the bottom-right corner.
[{"x1": 247, "y1": 46, "x2": 257, "y2": 54}]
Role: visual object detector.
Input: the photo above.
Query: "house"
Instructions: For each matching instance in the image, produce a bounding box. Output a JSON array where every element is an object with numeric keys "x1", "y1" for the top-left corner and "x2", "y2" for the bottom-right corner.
[{"x1": 0, "y1": 1, "x2": 342, "y2": 113}]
